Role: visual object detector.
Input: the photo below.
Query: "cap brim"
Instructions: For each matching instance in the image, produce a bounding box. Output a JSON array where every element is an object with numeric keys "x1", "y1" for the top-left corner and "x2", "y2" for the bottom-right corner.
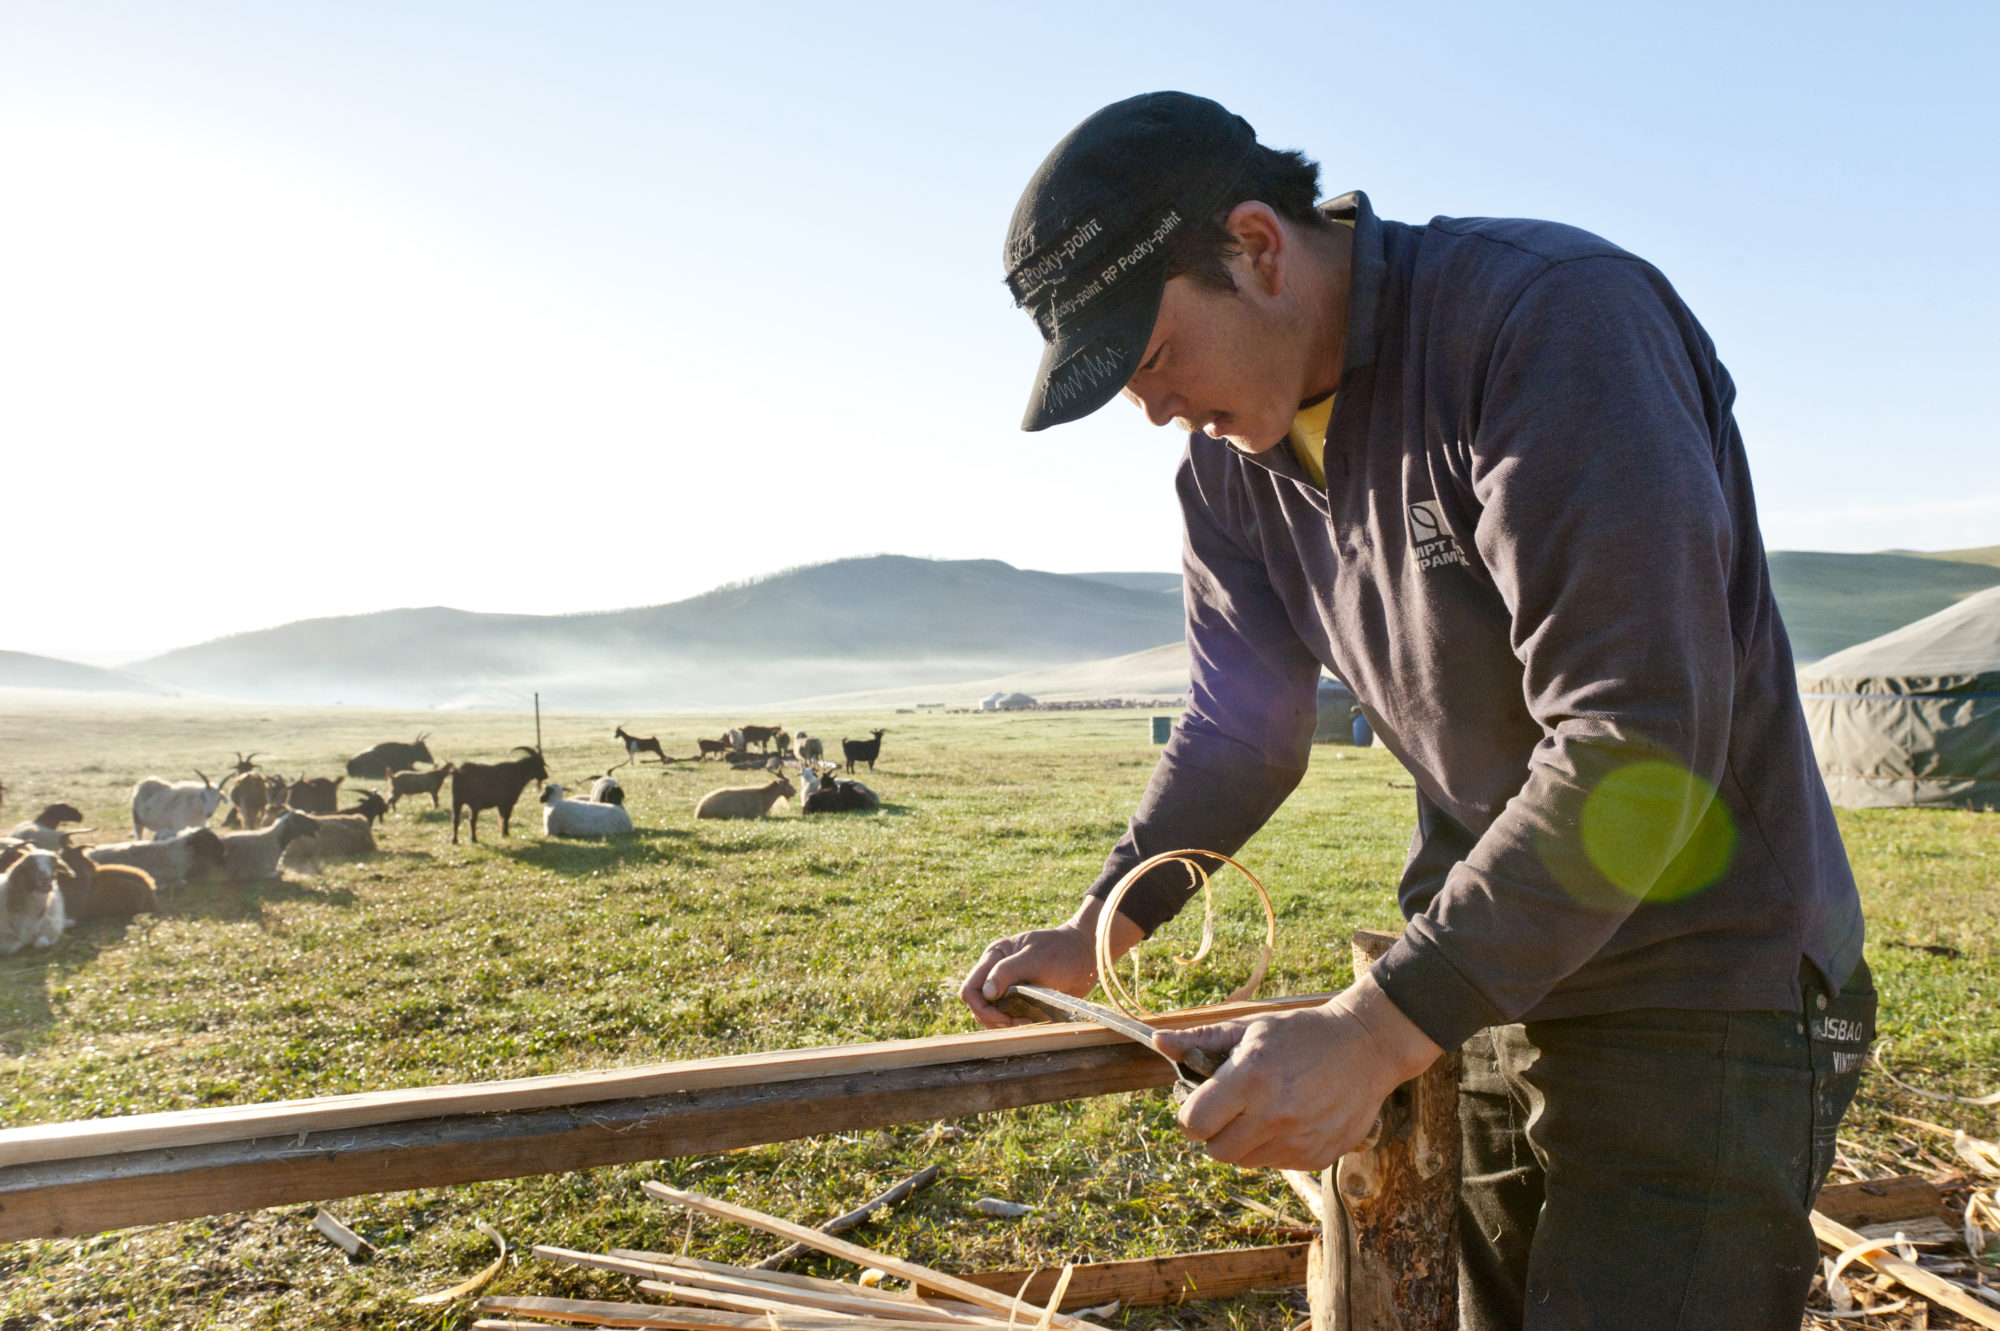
[{"x1": 1019, "y1": 278, "x2": 1165, "y2": 432}]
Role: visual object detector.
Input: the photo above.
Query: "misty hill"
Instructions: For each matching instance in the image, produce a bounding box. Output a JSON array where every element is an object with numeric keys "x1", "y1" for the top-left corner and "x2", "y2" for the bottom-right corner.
[
  {"x1": 0, "y1": 651, "x2": 170, "y2": 695},
  {"x1": 127, "y1": 557, "x2": 1187, "y2": 710},
  {"x1": 1074, "y1": 571, "x2": 1184, "y2": 595},
  {"x1": 1768, "y1": 551, "x2": 2000, "y2": 660}
]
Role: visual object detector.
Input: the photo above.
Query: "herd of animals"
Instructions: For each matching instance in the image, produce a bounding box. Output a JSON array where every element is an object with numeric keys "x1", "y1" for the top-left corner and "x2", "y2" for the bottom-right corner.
[{"x1": 0, "y1": 722, "x2": 891, "y2": 957}]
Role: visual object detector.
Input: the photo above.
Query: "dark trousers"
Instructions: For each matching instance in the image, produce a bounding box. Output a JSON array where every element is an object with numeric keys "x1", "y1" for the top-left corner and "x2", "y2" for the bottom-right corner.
[{"x1": 1457, "y1": 961, "x2": 1875, "y2": 1331}]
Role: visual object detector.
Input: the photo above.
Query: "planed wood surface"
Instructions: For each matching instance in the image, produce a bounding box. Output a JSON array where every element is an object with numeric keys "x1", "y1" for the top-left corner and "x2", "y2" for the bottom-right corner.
[
  {"x1": 1812, "y1": 1174, "x2": 1946, "y2": 1228},
  {"x1": 475, "y1": 1296, "x2": 958, "y2": 1330},
  {"x1": 1330, "y1": 929, "x2": 1459, "y2": 1331},
  {"x1": 949, "y1": 1243, "x2": 1311, "y2": 1309},
  {"x1": 1811, "y1": 1209, "x2": 2000, "y2": 1330},
  {"x1": 0, "y1": 993, "x2": 1326, "y2": 1169},
  {"x1": 609, "y1": 1250, "x2": 1002, "y2": 1322},
  {"x1": 643, "y1": 1182, "x2": 1088, "y2": 1331}
]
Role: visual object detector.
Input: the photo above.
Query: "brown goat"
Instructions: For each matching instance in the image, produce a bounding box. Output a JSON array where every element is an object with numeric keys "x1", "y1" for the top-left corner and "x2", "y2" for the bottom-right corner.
[
  {"x1": 387, "y1": 763, "x2": 456, "y2": 811},
  {"x1": 450, "y1": 748, "x2": 548, "y2": 844}
]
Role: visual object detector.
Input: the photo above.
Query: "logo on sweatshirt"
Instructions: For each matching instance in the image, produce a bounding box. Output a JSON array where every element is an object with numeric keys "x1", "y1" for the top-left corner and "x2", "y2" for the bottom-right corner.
[{"x1": 1408, "y1": 501, "x2": 1470, "y2": 571}]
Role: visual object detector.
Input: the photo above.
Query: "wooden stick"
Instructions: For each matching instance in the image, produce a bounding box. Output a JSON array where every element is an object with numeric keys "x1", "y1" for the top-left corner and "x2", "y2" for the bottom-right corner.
[
  {"x1": 948, "y1": 1245, "x2": 1310, "y2": 1310},
  {"x1": 609, "y1": 1251, "x2": 1002, "y2": 1324},
  {"x1": 642, "y1": 1181, "x2": 1089, "y2": 1331},
  {"x1": 754, "y1": 1164, "x2": 941, "y2": 1270},
  {"x1": 0, "y1": 993, "x2": 1328, "y2": 1168},
  {"x1": 1811, "y1": 1210, "x2": 2000, "y2": 1330},
  {"x1": 476, "y1": 1296, "x2": 955, "y2": 1330},
  {"x1": 534, "y1": 1247, "x2": 1001, "y2": 1325},
  {"x1": 0, "y1": 996, "x2": 1329, "y2": 1243}
]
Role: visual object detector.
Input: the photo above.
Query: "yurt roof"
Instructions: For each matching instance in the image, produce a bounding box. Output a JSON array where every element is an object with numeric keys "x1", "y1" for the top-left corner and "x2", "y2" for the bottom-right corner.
[{"x1": 1798, "y1": 586, "x2": 2000, "y2": 694}]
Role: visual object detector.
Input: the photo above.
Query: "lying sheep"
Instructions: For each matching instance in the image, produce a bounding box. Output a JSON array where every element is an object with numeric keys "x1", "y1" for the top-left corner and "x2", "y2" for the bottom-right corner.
[
  {"x1": 693, "y1": 773, "x2": 797, "y2": 820},
  {"x1": 540, "y1": 784, "x2": 635, "y2": 837},
  {"x1": 587, "y1": 777, "x2": 624, "y2": 805},
  {"x1": 7, "y1": 803, "x2": 85, "y2": 850},
  {"x1": 56, "y1": 847, "x2": 157, "y2": 923},
  {"x1": 88, "y1": 827, "x2": 227, "y2": 888},
  {"x1": 219, "y1": 811, "x2": 319, "y2": 883},
  {"x1": 280, "y1": 813, "x2": 376, "y2": 868},
  {"x1": 1, "y1": 848, "x2": 64, "y2": 954}
]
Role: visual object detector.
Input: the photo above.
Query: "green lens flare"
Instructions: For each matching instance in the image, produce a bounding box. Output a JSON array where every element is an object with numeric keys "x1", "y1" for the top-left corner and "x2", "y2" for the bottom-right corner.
[{"x1": 1580, "y1": 760, "x2": 1737, "y2": 902}]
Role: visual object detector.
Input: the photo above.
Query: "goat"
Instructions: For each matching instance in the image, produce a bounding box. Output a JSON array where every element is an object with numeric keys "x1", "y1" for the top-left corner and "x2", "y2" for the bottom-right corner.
[
  {"x1": 227, "y1": 773, "x2": 269, "y2": 829},
  {"x1": 727, "y1": 749, "x2": 785, "y2": 770},
  {"x1": 696, "y1": 737, "x2": 732, "y2": 761},
  {"x1": 737, "y1": 724, "x2": 783, "y2": 752},
  {"x1": 130, "y1": 772, "x2": 227, "y2": 838},
  {"x1": 346, "y1": 734, "x2": 435, "y2": 780},
  {"x1": 612, "y1": 726, "x2": 669, "y2": 768},
  {"x1": 87, "y1": 827, "x2": 227, "y2": 888},
  {"x1": 0, "y1": 849, "x2": 64, "y2": 954},
  {"x1": 842, "y1": 728, "x2": 888, "y2": 773},
  {"x1": 773, "y1": 730, "x2": 793, "y2": 758},
  {"x1": 587, "y1": 776, "x2": 625, "y2": 805},
  {"x1": 338, "y1": 789, "x2": 391, "y2": 826},
  {"x1": 540, "y1": 783, "x2": 635, "y2": 837},
  {"x1": 7, "y1": 802, "x2": 86, "y2": 850},
  {"x1": 694, "y1": 773, "x2": 797, "y2": 820},
  {"x1": 723, "y1": 727, "x2": 746, "y2": 753},
  {"x1": 283, "y1": 775, "x2": 344, "y2": 814},
  {"x1": 450, "y1": 747, "x2": 548, "y2": 844},
  {"x1": 387, "y1": 763, "x2": 456, "y2": 811},
  {"x1": 795, "y1": 733, "x2": 824, "y2": 763},
  {"x1": 281, "y1": 813, "x2": 375, "y2": 867},
  {"x1": 803, "y1": 772, "x2": 881, "y2": 815},
  {"x1": 219, "y1": 811, "x2": 319, "y2": 883}
]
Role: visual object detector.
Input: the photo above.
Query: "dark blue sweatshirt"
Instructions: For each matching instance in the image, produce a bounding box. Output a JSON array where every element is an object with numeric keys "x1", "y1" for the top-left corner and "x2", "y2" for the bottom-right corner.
[{"x1": 1087, "y1": 191, "x2": 1865, "y2": 1050}]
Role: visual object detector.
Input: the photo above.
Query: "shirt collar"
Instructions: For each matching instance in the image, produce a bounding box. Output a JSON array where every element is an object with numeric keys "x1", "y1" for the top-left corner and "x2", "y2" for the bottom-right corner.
[{"x1": 1320, "y1": 189, "x2": 1383, "y2": 379}]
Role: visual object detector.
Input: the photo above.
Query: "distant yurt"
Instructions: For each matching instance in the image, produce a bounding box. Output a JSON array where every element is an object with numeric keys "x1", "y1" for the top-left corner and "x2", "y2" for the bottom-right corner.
[
  {"x1": 1797, "y1": 585, "x2": 2000, "y2": 810},
  {"x1": 994, "y1": 692, "x2": 1037, "y2": 711},
  {"x1": 978, "y1": 692, "x2": 1005, "y2": 711}
]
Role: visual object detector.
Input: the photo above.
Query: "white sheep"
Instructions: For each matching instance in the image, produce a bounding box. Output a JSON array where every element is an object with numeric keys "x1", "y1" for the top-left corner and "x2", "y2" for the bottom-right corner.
[
  {"x1": 693, "y1": 773, "x2": 797, "y2": 820},
  {"x1": 1, "y1": 848, "x2": 65, "y2": 954},
  {"x1": 540, "y1": 784, "x2": 635, "y2": 837},
  {"x1": 587, "y1": 776, "x2": 624, "y2": 805},
  {"x1": 131, "y1": 772, "x2": 227, "y2": 838},
  {"x1": 218, "y1": 811, "x2": 319, "y2": 883},
  {"x1": 88, "y1": 827, "x2": 227, "y2": 888}
]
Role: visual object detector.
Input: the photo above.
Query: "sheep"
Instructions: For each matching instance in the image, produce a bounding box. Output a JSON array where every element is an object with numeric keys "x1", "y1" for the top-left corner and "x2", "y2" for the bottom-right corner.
[
  {"x1": 281, "y1": 813, "x2": 375, "y2": 868},
  {"x1": 540, "y1": 783, "x2": 635, "y2": 837},
  {"x1": 803, "y1": 772, "x2": 881, "y2": 815},
  {"x1": 587, "y1": 776, "x2": 624, "y2": 805},
  {"x1": 7, "y1": 802, "x2": 86, "y2": 850},
  {"x1": 613, "y1": 726, "x2": 669, "y2": 767},
  {"x1": 450, "y1": 747, "x2": 548, "y2": 844},
  {"x1": 694, "y1": 773, "x2": 797, "y2": 820},
  {"x1": 387, "y1": 763, "x2": 455, "y2": 811},
  {"x1": 283, "y1": 775, "x2": 344, "y2": 814},
  {"x1": 87, "y1": 826, "x2": 227, "y2": 888},
  {"x1": 723, "y1": 727, "x2": 746, "y2": 753},
  {"x1": 727, "y1": 749, "x2": 785, "y2": 770},
  {"x1": 130, "y1": 772, "x2": 227, "y2": 838},
  {"x1": 842, "y1": 728, "x2": 888, "y2": 773},
  {"x1": 696, "y1": 737, "x2": 732, "y2": 761},
  {"x1": 347, "y1": 734, "x2": 435, "y2": 780},
  {"x1": 738, "y1": 724, "x2": 783, "y2": 752},
  {"x1": 55, "y1": 846, "x2": 156, "y2": 922},
  {"x1": 0, "y1": 848, "x2": 64, "y2": 954},
  {"x1": 795, "y1": 733, "x2": 824, "y2": 763},
  {"x1": 219, "y1": 811, "x2": 319, "y2": 883}
]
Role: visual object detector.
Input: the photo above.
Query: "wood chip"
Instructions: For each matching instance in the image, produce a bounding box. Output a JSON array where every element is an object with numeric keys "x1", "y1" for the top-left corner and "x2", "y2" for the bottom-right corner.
[
  {"x1": 312, "y1": 1209, "x2": 373, "y2": 1259},
  {"x1": 413, "y1": 1219, "x2": 508, "y2": 1306}
]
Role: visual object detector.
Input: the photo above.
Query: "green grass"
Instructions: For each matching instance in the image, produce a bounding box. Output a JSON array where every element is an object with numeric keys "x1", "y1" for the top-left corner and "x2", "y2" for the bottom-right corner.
[{"x1": 0, "y1": 699, "x2": 1994, "y2": 1329}]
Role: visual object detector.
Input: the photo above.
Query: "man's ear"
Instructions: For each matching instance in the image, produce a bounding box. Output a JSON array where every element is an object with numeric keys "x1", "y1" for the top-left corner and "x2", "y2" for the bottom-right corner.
[{"x1": 1224, "y1": 201, "x2": 1287, "y2": 296}]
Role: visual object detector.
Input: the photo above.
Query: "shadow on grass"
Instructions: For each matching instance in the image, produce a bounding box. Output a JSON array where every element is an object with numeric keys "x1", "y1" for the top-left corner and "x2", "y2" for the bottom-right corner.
[
  {"x1": 0, "y1": 935, "x2": 104, "y2": 1047},
  {"x1": 160, "y1": 876, "x2": 359, "y2": 923},
  {"x1": 490, "y1": 831, "x2": 693, "y2": 874}
]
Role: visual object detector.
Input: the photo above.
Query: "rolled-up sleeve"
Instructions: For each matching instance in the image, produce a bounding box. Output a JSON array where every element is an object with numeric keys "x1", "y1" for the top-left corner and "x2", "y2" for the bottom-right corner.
[
  {"x1": 1085, "y1": 447, "x2": 1321, "y2": 933},
  {"x1": 1371, "y1": 257, "x2": 1741, "y2": 1049}
]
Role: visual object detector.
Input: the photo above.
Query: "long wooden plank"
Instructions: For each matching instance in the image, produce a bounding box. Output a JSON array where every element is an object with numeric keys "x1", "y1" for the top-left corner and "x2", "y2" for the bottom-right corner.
[
  {"x1": 950, "y1": 1244, "x2": 1311, "y2": 1309},
  {"x1": 0, "y1": 1043, "x2": 1169, "y2": 1243},
  {"x1": 643, "y1": 1182, "x2": 1089, "y2": 1331},
  {"x1": 1811, "y1": 1210, "x2": 2000, "y2": 1330},
  {"x1": 475, "y1": 1297, "x2": 952, "y2": 1330},
  {"x1": 608, "y1": 1250, "x2": 1001, "y2": 1322},
  {"x1": 1813, "y1": 1174, "x2": 1945, "y2": 1229},
  {"x1": 0, "y1": 994, "x2": 1326, "y2": 1168}
]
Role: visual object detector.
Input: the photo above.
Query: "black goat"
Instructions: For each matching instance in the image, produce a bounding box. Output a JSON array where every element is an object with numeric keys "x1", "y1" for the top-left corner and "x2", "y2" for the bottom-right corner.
[
  {"x1": 337, "y1": 790, "x2": 391, "y2": 826},
  {"x1": 450, "y1": 747, "x2": 548, "y2": 844},
  {"x1": 347, "y1": 734, "x2": 435, "y2": 780},
  {"x1": 842, "y1": 728, "x2": 887, "y2": 773}
]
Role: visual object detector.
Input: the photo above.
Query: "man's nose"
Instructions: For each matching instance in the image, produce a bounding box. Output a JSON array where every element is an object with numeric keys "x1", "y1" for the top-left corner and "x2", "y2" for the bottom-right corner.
[{"x1": 1122, "y1": 382, "x2": 1180, "y2": 428}]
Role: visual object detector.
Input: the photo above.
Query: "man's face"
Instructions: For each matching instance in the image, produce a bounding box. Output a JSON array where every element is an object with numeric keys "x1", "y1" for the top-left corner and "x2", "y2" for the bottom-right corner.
[{"x1": 1119, "y1": 265, "x2": 1308, "y2": 454}]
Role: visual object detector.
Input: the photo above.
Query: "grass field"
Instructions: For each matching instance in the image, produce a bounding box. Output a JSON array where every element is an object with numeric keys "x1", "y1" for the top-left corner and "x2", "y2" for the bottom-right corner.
[{"x1": 1, "y1": 699, "x2": 1995, "y2": 1329}]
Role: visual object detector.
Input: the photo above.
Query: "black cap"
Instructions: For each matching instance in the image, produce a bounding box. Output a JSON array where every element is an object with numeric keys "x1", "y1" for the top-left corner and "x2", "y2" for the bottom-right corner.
[{"x1": 1005, "y1": 92, "x2": 1258, "y2": 432}]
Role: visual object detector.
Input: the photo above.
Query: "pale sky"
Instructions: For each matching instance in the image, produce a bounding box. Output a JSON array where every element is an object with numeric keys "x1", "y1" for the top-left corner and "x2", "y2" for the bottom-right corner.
[{"x1": 3, "y1": 1, "x2": 1995, "y2": 664}]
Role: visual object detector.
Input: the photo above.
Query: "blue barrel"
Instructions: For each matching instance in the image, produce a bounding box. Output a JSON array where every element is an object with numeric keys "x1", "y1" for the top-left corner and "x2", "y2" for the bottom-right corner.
[
  {"x1": 1351, "y1": 712, "x2": 1373, "y2": 747},
  {"x1": 1151, "y1": 715, "x2": 1174, "y2": 744}
]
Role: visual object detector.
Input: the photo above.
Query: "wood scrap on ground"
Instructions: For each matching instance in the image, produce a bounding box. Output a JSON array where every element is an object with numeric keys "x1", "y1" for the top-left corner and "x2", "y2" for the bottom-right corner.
[{"x1": 753, "y1": 1164, "x2": 942, "y2": 1270}]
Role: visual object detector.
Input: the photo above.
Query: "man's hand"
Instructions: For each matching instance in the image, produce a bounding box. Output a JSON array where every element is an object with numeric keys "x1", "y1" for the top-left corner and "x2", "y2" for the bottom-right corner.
[
  {"x1": 959, "y1": 899, "x2": 1146, "y2": 1028},
  {"x1": 1154, "y1": 972, "x2": 1444, "y2": 1170}
]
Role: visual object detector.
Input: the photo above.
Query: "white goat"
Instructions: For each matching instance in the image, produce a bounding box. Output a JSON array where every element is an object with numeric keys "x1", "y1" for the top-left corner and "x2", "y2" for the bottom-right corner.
[
  {"x1": 88, "y1": 827, "x2": 226, "y2": 888},
  {"x1": 219, "y1": 811, "x2": 319, "y2": 883},
  {"x1": 1, "y1": 849, "x2": 65, "y2": 954},
  {"x1": 540, "y1": 784, "x2": 635, "y2": 837},
  {"x1": 130, "y1": 772, "x2": 227, "y2": 838},
  {"x1": 693, "y1": 773, "x2": 797, "y2": 820}
]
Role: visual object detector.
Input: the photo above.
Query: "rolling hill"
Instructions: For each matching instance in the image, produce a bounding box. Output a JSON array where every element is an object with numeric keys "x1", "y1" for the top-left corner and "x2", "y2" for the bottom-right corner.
[
  {"x1": 0, "y1": 651, "x2": 171, "y2": 696},
  {"x1": 1767, "y1": 551, "x2": 2000, "y2": 661}
]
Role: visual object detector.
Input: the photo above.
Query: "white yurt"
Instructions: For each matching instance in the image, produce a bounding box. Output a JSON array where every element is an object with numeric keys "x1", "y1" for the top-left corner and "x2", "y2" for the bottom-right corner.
[{"x1": 1797, "y1": 586, "x2": 2000, "y2": 809}]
